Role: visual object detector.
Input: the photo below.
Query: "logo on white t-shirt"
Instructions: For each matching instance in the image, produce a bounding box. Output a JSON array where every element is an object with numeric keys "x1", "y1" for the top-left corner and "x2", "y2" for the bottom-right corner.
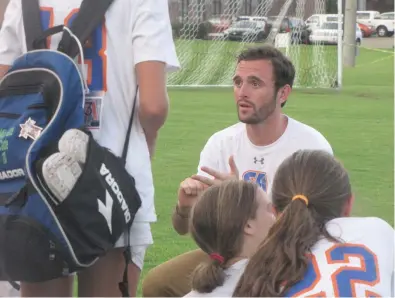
[{"x1": 253, "y1": 156, "x2": 264, "y2": 165}]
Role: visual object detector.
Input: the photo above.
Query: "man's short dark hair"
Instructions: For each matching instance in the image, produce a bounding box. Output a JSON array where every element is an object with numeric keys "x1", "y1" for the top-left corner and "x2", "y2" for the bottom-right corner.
[{"x1": 237, "y1": 45, "x2": 296, "y2": 107}]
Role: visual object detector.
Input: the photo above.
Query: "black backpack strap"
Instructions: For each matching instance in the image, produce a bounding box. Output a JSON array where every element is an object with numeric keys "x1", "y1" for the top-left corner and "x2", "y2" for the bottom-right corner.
[
  {"x1": 58, "y1": 0, "x2": 114, "y2": 58},
  {"x1": 121, "y1": 88, "x2": 138, "y2": 164},
  {"x1": 21, "y1": 0, "x2": 113, "y2": 57},
  {"x1": 118, "y1": 86, "x2": 138, "y2": 297},
  {"x1": 21, "y1": 0, "x2": 47, "y2": 51}
]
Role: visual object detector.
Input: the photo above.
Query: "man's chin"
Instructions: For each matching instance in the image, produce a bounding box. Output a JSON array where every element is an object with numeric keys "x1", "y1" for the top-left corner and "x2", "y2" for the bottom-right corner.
[{"x1": 238, "y1": 115, "x2": 260, "y2": 125}]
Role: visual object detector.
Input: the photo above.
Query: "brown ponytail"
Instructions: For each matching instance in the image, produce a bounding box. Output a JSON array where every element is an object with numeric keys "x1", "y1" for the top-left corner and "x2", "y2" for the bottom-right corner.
[
  {"x1": 233, "y1": 150, "x2": 352, "y2": 297},
  {"x1": 189, "y1": 180, "x2": 259, "y2": 293},
  {"x1": 191, "y1": 256, "x2": 226, "y2": 293}
]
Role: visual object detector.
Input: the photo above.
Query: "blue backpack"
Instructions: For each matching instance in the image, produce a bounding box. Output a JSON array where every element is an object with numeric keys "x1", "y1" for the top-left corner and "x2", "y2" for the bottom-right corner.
[{"x1": 0, "y1": 0, "x2": 141, "y2": 296}]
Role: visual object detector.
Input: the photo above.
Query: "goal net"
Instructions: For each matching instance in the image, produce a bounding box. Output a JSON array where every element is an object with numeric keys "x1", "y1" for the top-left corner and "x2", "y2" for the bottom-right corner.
[{"x1": 167, "y1": 0, "x2": 342, "y2": 89}]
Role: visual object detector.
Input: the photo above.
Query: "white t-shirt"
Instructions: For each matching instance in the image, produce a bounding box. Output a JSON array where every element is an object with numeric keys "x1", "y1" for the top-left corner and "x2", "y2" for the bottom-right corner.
[
  {"x1": 197, "y1": 116, "x2": 333, "y2": 194},
  {"x1": 184, "y1": 259, "x2": 248, "y2": 297},
  {"x1": 0, "y1": 0, "x2": 180, "y2": 223},
  {"x1": 286, "y1": 217, "x2": 395, "y2": 297}
]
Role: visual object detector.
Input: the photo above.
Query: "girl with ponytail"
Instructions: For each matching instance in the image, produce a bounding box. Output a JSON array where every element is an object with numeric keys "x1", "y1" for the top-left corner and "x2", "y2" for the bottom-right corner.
[
  {"x1": 184, "y1": 180, "x2": 274, "y2": 297},
  {"x1": 233, "y1": 150, "x2": 394, "y2": 297}
]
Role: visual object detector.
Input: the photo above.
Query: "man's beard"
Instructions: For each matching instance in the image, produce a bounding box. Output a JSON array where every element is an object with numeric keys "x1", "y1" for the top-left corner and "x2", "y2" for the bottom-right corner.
[{"x1": 237, "y1": 95, "x2": 277, "y2": 125}]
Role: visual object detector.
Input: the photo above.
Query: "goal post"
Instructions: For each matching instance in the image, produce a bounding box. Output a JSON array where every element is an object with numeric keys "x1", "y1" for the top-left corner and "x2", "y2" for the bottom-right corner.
[{"x1": 167, "y1": 0, "x2": 343, "y2": 89}]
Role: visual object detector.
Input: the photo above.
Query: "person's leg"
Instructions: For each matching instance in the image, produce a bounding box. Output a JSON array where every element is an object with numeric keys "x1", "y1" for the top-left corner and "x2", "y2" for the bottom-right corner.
[
  {"x1": 128, "y1": 244, "x2": 150, "y2": 297},
  {"x1": 20, "y1": 275, "x2": 74, "y2": 297},
  {"x1": 127, "y1": 262, "x2": 141, "y2": 297},
  {"x1": 142, "y1": 249, "x2": 210, "y2": 297},
  {"x1": 78, "y1": 222, "x2": 153, "y2": 297},
  {"x1": 77, "y1": 247, "x2": 126, "y2": 297},
  {"x1": 128, "y1": 222, "x2": 153, "y2": 297},
  {"x1": 126, "y1": 222, "x2": 153, "y2": 296}
]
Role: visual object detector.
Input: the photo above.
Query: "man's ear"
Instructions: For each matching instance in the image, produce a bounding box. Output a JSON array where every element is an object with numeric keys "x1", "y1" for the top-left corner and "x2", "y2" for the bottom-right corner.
[{"x1": 277, "y1": 84, "x2": 292, "y2": 106}]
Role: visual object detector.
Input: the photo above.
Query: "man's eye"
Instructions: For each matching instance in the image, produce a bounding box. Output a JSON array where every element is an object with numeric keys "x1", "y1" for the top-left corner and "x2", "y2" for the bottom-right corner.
[{"x1": 234, "y1": 80, "x2": 242, "y2": 87}]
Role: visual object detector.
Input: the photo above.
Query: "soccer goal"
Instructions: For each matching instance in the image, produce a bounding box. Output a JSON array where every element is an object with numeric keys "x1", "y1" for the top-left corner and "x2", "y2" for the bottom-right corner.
[{"x1": 167, "y1": 0, "x2": 343, "y2": 89}]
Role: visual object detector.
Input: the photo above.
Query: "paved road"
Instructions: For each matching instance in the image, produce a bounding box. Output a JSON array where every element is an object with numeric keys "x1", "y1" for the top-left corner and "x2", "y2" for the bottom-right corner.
[{"x1": 361, "y1": 37, "x2": 393, "y2": 49}]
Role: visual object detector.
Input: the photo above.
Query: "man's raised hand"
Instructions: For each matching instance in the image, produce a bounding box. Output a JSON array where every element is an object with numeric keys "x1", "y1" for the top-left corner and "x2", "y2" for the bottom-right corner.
[
  {"x1": 191, "y1": 155, "x2": 239, "y2": 186},
  {"x1": 177, "y1": 177, "x2": 208, "y2": 208}
]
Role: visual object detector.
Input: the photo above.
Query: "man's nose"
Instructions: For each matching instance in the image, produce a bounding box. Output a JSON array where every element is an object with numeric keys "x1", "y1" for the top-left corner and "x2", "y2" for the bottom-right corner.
[{"x1": 238, "y1": 83, "x2": 250, "y2": 99}]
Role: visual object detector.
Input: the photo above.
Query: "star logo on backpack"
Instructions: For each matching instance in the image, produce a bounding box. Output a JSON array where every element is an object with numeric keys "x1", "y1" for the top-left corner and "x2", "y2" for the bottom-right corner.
[{"x1": 19, "y1": 117, "x2": 43, "y2": 141}]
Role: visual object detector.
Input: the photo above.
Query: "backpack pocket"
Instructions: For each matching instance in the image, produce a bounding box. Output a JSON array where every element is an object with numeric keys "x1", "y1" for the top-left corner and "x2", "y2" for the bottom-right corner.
[
  {"x1": 47, "y1": 132, "x2": 142, "y2": 266},
  {"x1": 0, "y1": 85, "x2": 49, "y2": 196},
  {"x1": 0, "y1": 212, "x2": 70, "y2": 282}
]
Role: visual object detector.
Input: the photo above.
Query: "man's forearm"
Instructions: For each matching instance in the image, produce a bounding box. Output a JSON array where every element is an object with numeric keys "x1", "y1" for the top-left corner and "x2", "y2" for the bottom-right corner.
[{"x1": 172, "y1": 204, "x2": 192, "y2": 235}]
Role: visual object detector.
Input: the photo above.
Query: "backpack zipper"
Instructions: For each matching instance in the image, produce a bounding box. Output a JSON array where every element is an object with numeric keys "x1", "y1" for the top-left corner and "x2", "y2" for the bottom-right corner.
[
  {"x1": 28, "y1": 103, "x2": 47, "y2": 110},
  {"x1": 0, "y1": 84, "x2": 44, "y2": 97},
  {"x1": 0, "y1": 112, "x2": 20, "y2": 119}
]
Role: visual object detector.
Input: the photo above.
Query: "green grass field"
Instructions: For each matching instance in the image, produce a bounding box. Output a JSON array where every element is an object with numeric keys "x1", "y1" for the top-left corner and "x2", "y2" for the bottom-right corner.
[{"x1": 137, "y1": 46, "x2": 394, "y2": 294}]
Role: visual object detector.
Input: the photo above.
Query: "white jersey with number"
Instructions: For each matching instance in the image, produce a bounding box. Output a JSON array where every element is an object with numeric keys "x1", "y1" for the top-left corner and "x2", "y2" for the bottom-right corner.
[
  {"x1": 182, "y1": 217, "x2": 394, "y2": 297},
  {"x1": 197, "y1": 116, "x2": 333, "y2": 195},
  {"x1": 0, "y1": 0, "x2": 180, "y2": 223},
  {"x1": 287, "y1": 217, "x2": 395, "y2": 297}
]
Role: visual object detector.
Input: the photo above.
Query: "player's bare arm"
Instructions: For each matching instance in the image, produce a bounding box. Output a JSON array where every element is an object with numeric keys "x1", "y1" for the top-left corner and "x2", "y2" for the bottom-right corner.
[
  {"x1": 172, "y1": 177, "x2": 207, "y2": 235},
  {"x1": 136, "y1": 61, "x2": 168, "y2": 158},
  {"x1": 172, "y1": 156, "x2": 238, "y2": 235},
  {"x1": 0, "y1": 65, "x2": 10, "y2": 79},
  {"x1": 171, "y1": 205, "x2": 190, "y2": 236}
]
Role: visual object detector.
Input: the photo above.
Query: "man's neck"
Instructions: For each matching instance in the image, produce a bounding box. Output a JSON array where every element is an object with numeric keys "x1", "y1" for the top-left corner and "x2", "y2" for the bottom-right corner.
[{"x1": 246, "y1": 113, "x2": 288, "y2": 146}]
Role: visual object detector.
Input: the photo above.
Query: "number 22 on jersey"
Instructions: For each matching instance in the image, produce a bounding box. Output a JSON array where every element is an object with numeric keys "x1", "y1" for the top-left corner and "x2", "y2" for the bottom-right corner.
[
  {"x1": 40, "y1": 7, "x2": 107, "y2": 129},
  {"x1": 286, "y1": 244, "x2": 381, "y2": 297}
]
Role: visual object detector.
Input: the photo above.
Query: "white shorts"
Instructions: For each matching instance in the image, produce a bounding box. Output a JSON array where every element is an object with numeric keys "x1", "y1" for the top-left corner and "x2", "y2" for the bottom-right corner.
[
  {"x1": 115, "y1": 222, "x2": 153, "y2": 270},
  {"x1": 0, "y1": 281, "x2": 19, "y2": 297}
]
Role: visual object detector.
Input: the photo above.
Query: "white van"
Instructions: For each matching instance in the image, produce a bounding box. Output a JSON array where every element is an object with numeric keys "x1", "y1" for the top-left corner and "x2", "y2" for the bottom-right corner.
[
  {"x1": 356, "y1": 10, "x2": 380, "y2": 26},
  {"x1": 305, "y1": 14, "x2": 342, "y2": 30},
  {"x1": 236, "y1": 16, "x2": 267, "y2": 23}
]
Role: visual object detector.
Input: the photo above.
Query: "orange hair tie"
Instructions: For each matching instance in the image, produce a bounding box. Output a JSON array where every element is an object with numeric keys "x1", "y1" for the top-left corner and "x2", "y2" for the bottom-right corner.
[{"x1": 292, "y1": 194, "x2": 309, "y2": 206}]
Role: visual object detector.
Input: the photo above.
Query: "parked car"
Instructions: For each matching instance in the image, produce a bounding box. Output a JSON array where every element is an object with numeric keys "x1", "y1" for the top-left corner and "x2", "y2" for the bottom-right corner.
[
  {"x1": 288, "y1": 18, "x2": 312, "y2": 44},
  {"x1": 263, "y1": 16, "x2": 310, "y2": 44},
  {"x1": 309, "y1": 22, "x2": 362, "y2": 45},
  {"x1": 236, "y1": 16, "x2": 267, "y2": 23},
  {"x1": 265, "y1": 16, "x2": 292, "y2": 33},
  {"x1": 223, "y1": 20, "x2": 268, "y2": 42},
  {"x1": 356, "y1": 10, "x2": 380, "y2": 27},
  {"x1": 358, "y1": 22, "x2": 375, "y2": 37},
  {"x1": 305, "y1": 14, "x2": 341, "y2": 30},
  {"x1": 207, "y1": 17, "x2": 231, "y2": 33},
  {"x1": 371, "y1": 12, "x2": 394, "y2": 37}
]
